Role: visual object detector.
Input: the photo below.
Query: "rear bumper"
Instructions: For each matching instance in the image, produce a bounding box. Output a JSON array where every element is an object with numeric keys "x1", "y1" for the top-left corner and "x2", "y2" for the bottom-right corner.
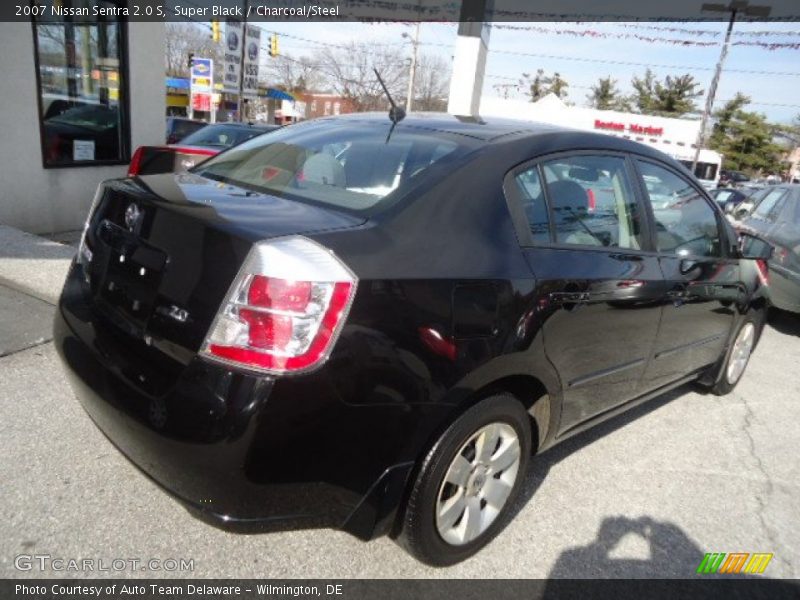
[
  {"x1": 53, "y1": 263, "x2": 434, "y2": 538},
  {"x1": 769, "y1": 264, "x2": 800, "y2": 313}
]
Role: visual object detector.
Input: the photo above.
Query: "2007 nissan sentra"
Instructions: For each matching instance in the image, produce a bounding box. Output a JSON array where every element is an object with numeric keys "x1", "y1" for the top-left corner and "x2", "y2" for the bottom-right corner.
[{"x1": 55, "y1": 113, "x2": 772, "y2": 566}]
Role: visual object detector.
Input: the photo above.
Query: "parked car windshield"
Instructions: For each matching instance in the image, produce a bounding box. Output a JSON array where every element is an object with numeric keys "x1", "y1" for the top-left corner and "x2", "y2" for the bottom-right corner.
[{"x1": 193, "y1": 120, "x2": 465, "y2": 211}]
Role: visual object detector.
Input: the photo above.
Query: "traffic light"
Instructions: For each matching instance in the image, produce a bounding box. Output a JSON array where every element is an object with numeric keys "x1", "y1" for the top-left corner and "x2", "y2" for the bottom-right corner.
[
  {"x1": 269, "y1": 34, "x2": 279, "y2": 57},
  {"x1": 187, "y1": 52, "x2": 194, "y2": 70},
  {"x1": 211, "y1": 20, "x2": 220, "y2": 43}
]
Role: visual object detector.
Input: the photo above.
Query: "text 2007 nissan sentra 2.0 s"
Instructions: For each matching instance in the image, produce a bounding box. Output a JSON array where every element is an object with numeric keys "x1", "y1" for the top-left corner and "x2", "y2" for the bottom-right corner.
[{"x1": 55, "y1": 113, "x2": 772, "y2": 566}]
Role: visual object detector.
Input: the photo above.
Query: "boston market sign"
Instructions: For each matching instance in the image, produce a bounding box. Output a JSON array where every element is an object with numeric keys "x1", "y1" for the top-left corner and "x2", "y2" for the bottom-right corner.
[{"x1": 594, "y1": 119, "x2": 664, "y2": 137}]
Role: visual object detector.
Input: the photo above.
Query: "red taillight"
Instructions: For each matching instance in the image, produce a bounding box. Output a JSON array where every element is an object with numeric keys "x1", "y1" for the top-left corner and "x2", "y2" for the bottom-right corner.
[
  {"x1": 201, "y1": 237, "x2": 358, "y2": 375},
  {"x1": 128, "y1": 146, "x2": 145, "y2": 176},
  {"x1": 587, "y1": 188, "x2": 596, "y2": 212},
  {"x1": 247, "y1": 276, "x2": 312, "y2": 312}
]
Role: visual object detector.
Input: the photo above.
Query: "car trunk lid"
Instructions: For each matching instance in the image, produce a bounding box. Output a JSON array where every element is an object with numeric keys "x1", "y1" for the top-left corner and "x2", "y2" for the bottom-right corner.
[{"x1": 82, "y1": 173, "x2": 365, "y2": 364}]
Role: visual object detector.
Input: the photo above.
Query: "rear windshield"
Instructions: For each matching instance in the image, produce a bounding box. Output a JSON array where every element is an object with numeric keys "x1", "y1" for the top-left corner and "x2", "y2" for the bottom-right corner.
[
  {"x1": 192, "y1": 120, "x2": 465, "y2": 211},
  {"x1": 181, "y1": 125, "x2": 269, "y2": 148},
  {"x1": 171, "y1": 119, "x2": 204, "y2": 139}
]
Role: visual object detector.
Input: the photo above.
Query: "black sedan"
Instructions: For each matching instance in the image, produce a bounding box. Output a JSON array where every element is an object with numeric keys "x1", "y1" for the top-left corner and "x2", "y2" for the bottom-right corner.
[
  {"x1": 739, "y1": 184, "x2": 800, "y2": 313},
  {"x1": 55, "y1": 114, "x2": 771, "y2": 566},
  {"x1": 129, "y1": 122, "x2": 281, "y2": 176}
]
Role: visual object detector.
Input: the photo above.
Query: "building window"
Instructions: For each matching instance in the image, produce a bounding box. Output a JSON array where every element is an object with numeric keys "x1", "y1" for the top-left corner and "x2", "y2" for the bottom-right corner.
[
  {"x1": 324, "y1": 101, "x2": 331, "y2": 115},
  {"x1": 33, "y1": 3, "x2": 129, "y2": 168},
  {"x1": 333, "y1": 101, "x2": 341, "y2": 115}
]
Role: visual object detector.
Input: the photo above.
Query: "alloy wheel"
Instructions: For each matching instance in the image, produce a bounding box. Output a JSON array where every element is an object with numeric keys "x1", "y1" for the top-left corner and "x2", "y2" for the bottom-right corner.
[
  {"x1": 435, "y1": 422, "x2": 521, "y2": 546},
  {"x1": 726, "y1": 322, "x2": 755, "y2": 385}
]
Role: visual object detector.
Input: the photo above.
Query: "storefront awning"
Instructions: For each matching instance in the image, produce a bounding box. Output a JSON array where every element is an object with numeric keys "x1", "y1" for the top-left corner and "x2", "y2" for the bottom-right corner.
[
  {"x1": 166, "y1": 77, "x2": 189, "y2": 90},
  {"x1": 166, "y1": 79, "x2": 297, "y2": 102},
  {"x1": 263, "y1": 88, "x2": 297, "y2": 101}
]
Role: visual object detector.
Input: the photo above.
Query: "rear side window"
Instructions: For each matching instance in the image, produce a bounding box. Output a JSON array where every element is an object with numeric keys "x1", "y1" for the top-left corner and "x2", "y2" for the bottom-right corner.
[
  {"x1": 541, "y1": 155, "x2": 643, "y2": 249},
  {"x1": 637, "y1": 161, "x2": 722, "y2": 257},
  {"x1": 194, "y1": 121, "x2": 463, "y2": 211}
]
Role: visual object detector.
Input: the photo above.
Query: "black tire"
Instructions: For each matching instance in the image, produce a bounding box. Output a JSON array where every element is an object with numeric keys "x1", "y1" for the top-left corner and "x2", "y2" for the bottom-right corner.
[
  {"x1": 397, "y1": 394, "x2": 532, "y2": 566},
  {"x1": 707, "y1": 314, "x2": 763, "y2": 396}
]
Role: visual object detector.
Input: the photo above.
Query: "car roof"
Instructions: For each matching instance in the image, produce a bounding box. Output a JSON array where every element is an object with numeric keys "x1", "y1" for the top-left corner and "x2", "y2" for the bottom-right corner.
[
  {"x1": 316, "y1": 112, "x2": 692, "y2": 166},
  {"x1": 201, "y1": 122, "x2": 276, "y2": 130},
  {"x1": 326, "y1": 112, "x2": 565, "y2": 141}
]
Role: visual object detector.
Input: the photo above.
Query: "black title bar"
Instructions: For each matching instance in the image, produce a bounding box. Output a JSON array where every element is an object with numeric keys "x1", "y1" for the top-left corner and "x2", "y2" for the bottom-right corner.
[{"x1": 4, "y1": 0, "x2": 800, "y2": 22}]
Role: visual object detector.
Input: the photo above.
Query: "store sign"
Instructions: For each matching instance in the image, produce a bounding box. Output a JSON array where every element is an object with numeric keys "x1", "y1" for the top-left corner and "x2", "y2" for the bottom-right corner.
[
  {"x1": 594, "y1": 119, "x2": 664, "y2": 136},
  {"x1": 223, "y1": 20, "x2": 243, "y2": 94},
  {"x1": 242, "y1": 25, "x2": 261, "y2": 98},
  {"x1": 190, "y1": 57, "x2": 213, "y2": 94},
  {"x1": 192, "y1": 93, "x2": 212, "y2": 112}
]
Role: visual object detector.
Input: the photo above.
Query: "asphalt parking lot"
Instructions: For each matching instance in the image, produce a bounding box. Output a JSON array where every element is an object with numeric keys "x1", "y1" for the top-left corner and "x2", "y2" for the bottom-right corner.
[{"x1": 1, "y1": 280, "x2": 799, "y2": 579}]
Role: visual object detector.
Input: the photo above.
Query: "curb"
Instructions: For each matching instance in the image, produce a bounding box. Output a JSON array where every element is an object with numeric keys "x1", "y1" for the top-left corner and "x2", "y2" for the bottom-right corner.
[{"x1": 0, "y1": 224, "x2": 75, "y2": 306}]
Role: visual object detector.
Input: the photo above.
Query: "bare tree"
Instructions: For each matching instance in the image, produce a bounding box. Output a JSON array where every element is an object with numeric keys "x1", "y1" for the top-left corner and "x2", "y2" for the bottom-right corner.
[
  {"x1": 165, "y1": 23, "x2": 220, "y2": 78},
  {"x1": 412, "y1": 52, "x2": 450, "y2": 112},
  {"x1": 265, "y1": 54, "x2": 324, "y2": 94},
  {"x1": 312, "y1": 42, "x2": 407, "y2": 112}
]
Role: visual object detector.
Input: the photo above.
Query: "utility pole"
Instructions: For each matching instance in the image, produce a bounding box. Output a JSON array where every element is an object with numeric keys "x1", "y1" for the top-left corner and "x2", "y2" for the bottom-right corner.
[
  {"x1": 404, "y1": 23, "x2": 421, "y2": 112},
  {"x1": 187, "y1": 52, "x2": 195, "y2": 120},
  {"x1": 237, "y1": 0, "x2": 249, "y2": 122},
  {"x1": 692, "y1": 1, "x2": 771, "y2": 172}
]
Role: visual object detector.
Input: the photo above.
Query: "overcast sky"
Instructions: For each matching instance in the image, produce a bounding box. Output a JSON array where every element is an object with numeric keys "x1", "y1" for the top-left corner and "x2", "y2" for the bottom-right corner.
[{"x1": 256, "y1": 21, "x2": 800, "y2": 123}]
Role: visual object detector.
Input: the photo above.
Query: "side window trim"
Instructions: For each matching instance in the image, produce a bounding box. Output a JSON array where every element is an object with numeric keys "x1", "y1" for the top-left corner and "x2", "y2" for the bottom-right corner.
[
  {"x1": 632, "y1": 156, "x2": 733, "y2": 259},
  {"x1": 503, "y1": 149, "x2": 653, "y2": 253},
  {"x1": 536, "y1": 162, "x2": 557, "y2": 244}
]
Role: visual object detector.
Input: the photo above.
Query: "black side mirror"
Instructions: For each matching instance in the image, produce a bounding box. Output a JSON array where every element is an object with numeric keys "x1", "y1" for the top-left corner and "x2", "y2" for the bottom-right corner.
[{"x1": 738, "y1": 232, "x2": 773, "y2": 260}]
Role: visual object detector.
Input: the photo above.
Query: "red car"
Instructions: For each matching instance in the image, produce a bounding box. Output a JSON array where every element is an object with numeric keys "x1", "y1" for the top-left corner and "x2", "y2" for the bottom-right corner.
[{"x1": 129, "y1": 122, "x2": 280, "y2": 176}]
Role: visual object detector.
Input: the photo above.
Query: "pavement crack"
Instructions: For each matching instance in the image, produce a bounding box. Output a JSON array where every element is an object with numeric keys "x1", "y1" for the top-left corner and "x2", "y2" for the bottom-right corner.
[
  {"x1": 0, "y1": 337, "x2": 52, "y2": 358},
  {"x1": 738, "y1": 391, "x2": 792, "y2": 575}
]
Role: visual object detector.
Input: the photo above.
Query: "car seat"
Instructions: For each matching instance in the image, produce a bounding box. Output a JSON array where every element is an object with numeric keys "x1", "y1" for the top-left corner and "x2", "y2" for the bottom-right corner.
[{"x1": 547, "y1": 180, "x2": 602, "y2": 246}]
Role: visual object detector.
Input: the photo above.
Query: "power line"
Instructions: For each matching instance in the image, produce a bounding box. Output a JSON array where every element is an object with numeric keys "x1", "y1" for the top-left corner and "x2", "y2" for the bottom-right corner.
[
  {"x1": 485, "y1": 74, "x2": 800, "y2": 109},
  {"x1": 481, "y1": 48, "x2": 800, "y2": 78}
]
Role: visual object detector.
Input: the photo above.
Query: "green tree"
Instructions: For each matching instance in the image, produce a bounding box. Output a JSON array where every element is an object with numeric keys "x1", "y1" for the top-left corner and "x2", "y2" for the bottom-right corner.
[
  {"x1": 587, "y1": 76, "x2": 630, "y2": 110},
  {"x1": 521, "y1": 69, "x2": 569, "y2": 101},
  {"x1": 631, "y1": 69, "x2": 703, "y2": 116},
  {"x1": 709, "y1": 93, "x2": 750, "y2": 149},
  {"x1": 521, "y1": 69, "x2": 548, "y2": 102},
  {"x1": 548, "y1": 72, "x2": 569, "y2": 99},
  {"x1": 631, "y1": 69, "x2": 657, "y2": 113},
  {"x1": 708, "y1": 96, "x2": 784, "y2": 174}
]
